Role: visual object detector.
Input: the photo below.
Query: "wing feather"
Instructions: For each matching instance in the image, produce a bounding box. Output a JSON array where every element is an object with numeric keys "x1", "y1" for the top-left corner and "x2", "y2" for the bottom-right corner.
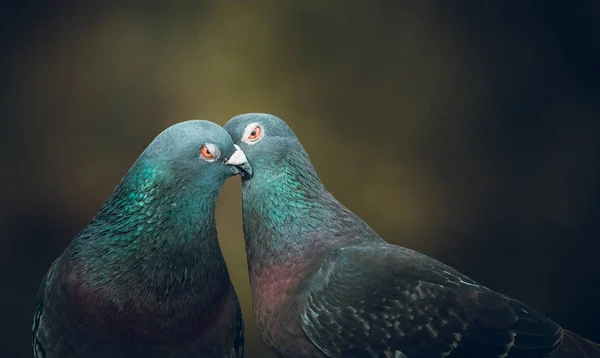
[{"x1": 300, "y1": 243, "x2": 562, "y2": 358}]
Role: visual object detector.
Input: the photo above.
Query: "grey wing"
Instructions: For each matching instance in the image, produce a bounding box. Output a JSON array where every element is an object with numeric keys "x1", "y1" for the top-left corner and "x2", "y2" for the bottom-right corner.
[
  {"x1": 300, "y1": 243, "x2": 563, "y2": 358},
  {"x1": 32, "y1": 259, "x2": 58, "y2": 358}
]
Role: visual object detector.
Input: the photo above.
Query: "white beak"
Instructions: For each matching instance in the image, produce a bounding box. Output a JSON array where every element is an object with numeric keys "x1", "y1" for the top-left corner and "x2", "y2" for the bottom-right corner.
[{"x1": 225, "y1": 144, "x2": 248, "y2": 166}]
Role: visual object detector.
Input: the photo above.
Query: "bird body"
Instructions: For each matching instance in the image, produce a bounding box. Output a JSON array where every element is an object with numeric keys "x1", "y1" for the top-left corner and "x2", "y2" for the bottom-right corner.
[
  {"x1": 33, "y1": 120, "x2": 249, "y2": 358},
  {"x1": 224, "y1": 113, "x2": 599, "y2": 358}
]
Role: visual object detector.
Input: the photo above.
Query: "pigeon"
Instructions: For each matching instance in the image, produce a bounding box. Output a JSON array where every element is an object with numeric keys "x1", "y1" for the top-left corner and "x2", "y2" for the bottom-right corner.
[
  {"x1": 32, "y1": 120, "x2": 252, "y2": 358},
  {"x1": 224, "y1": 113, "x2": 599, "y2": 358}
]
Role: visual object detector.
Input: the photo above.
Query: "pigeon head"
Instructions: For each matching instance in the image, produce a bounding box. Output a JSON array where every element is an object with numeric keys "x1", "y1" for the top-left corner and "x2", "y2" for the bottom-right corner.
[
  {"x1": 86, "y1": 120, "x2": 252, "y2": 255},
  {"x1": 223, "y1": 113, "x2": 310, "y2": 180},
  {"x1": 140, "y1": 120, "x2": 252, "y2": 183}
]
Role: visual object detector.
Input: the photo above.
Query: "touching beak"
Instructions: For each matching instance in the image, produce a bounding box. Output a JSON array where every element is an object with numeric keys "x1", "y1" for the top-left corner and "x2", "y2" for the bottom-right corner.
[{"x1": 225, "y1": 144, "x2": 253, "y2": 180}]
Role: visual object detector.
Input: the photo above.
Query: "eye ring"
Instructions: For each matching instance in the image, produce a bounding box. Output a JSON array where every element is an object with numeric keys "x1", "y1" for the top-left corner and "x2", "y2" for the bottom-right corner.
[
  {"x1": 242, "y1": 123, "x2": 264, "y2": 144},
  {"x1": 200, "y1": 143, "x2": 219, "y2": 162}
]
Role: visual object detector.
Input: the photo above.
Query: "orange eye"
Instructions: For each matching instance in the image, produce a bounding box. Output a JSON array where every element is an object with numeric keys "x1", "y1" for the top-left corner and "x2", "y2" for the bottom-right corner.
[
  {"x1": 248, "y1": 125, "x2": 262, "y2": 140},
  {"x1": 200, "y1": 145, "x2": 214, "y2": 159}
]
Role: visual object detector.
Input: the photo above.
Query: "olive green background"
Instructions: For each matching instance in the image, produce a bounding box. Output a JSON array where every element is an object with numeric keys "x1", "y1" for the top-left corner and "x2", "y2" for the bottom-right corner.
[{"x1": 2, "y1": 2, "x2": 599, "y2": 357}]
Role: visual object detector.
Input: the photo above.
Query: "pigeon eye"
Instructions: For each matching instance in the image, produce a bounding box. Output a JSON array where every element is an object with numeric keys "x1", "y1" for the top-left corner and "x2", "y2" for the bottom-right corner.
[
  {"x1": 242, "y1": 123, "x2": 264, "y2": 144},
  {"x1": 200, "y1": 143, "x2": 219, "y2": 162},
  {"x1": 201, "y1": 146, "x2": 213, "y2": 158},
  {"x1": 248, "y1": 125, "x2": 262, "y2": 140}
]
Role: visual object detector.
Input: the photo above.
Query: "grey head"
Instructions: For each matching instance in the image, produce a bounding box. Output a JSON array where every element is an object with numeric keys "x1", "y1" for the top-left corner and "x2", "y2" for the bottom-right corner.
[
  {"x1": 138, "y1": 119, "x2": 252, "y2": 184},
  {"x1": 223, "y1": 113, "x2": 309, "y2": 178}
]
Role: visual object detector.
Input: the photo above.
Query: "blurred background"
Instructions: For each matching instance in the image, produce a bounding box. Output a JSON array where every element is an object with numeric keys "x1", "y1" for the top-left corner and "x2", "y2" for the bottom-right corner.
[{"x1": 2, "y1": 1, "x2": 599, "y2": 357}]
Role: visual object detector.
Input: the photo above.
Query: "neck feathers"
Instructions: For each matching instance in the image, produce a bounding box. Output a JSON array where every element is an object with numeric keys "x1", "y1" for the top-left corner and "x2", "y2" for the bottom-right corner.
[
  {"x1": 241, "y1": 148, "x2": 381, "y2": 274},
  {"x1": 65, "y1": 160, "x2": 229, "y2": 310}
]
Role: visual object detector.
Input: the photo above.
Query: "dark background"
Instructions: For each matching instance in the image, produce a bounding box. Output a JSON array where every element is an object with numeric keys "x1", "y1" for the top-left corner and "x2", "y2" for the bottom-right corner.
[{"x1": 2, "y1": 1, "x2": 599, "y2": 357}]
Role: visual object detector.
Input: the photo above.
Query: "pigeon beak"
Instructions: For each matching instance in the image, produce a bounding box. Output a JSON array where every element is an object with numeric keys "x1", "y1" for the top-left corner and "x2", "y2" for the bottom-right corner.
[{"x1": 225, "y1": 144, "x2": 253, "y2": 180}]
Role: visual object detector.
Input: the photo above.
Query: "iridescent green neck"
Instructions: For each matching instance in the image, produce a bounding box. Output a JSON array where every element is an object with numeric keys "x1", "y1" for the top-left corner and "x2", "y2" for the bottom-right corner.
[
  {"x1": 241, "y1": 151, "x2": 380, "y2": 268},
  {"x1": 62, "y1": 158, "x2": 232, "y2": 339},
  {"x1": 99, "y1": 160, "x2": 217, "y2": 244},
  {"x1": 69, "y1": 158, "x2": 227, "y2": 287},
  {"x1": 242, "y1": 159, "x2": 331, "y2": 231}
]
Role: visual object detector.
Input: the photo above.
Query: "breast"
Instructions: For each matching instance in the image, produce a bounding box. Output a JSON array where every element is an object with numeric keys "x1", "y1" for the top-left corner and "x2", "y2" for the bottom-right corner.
[
  {"x1": 252, "y1": 289, "x2": 322, "y2": 357},
  {"x1": 62, "y1": 259, "x2": 234, "y2": 345},
  {"x1": 250, "y1": 265, "x2": 328, "y2": 357}
]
